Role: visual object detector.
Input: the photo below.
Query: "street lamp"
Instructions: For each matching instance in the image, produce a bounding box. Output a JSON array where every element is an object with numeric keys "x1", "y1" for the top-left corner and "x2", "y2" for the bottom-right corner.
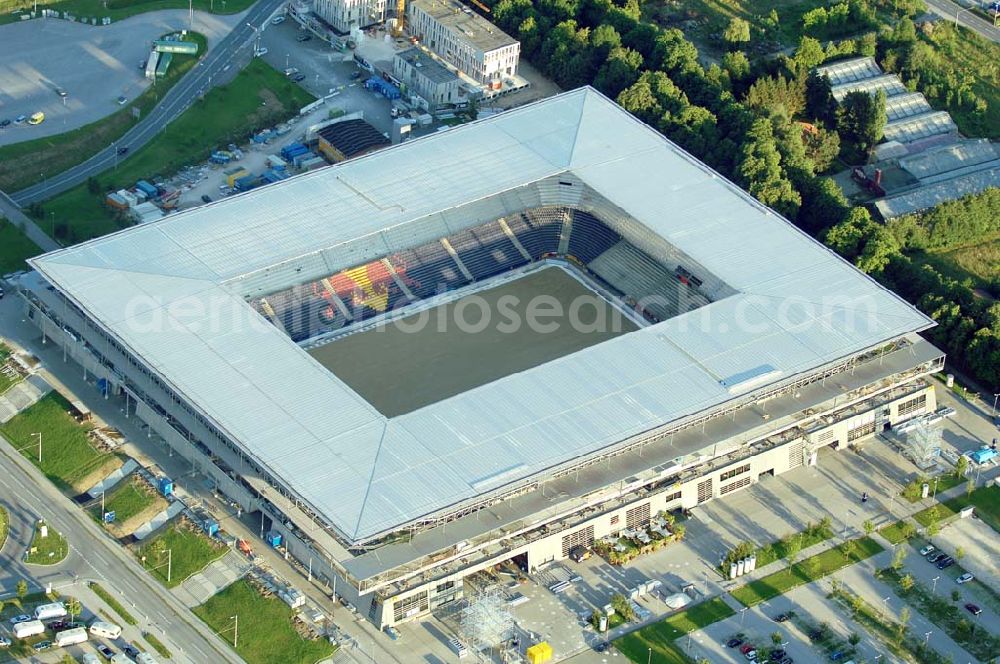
[
  {"x1": 924, "y1": 631, "x2": 932, "y2": 648},
  {"x1": 931, "y1": 576, "x2": 939, "y2": 594},
  {"x1": 932, "y1": 476, "x2": 940, "y2": 499},
  {"x1": 955, "y1": 6, "x2": 974, "y2": 26},
  {"x1": 991, "y1": 393, "x2": 999, "y2": 418},
  {"x1": 647, "y1": 647, "x2": 652, "y2": 664},
  {"x1": 881, "y1": 596, "x2": 890, "y2": 618}
]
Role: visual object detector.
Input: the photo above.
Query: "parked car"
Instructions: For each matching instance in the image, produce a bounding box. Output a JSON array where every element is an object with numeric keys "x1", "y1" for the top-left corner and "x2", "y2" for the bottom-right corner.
[
  {"x1": 830, "y1": 651, "x2": 848, "y2": 661},
  {"x1": 957, "y1": 572, "x2": 974, "y2": 584},
  {"x1": 14, "y1": 114, "x2": 27, "y2": 124},
  {"x1": 773, "y1": 613, "x2": 790, "y2": 622},
  {"x1": 919, "y1": 544, "x2": 935, "y2": 556},
  {"x1": 727, "y1": 636, "x2": 745, "y2": 648},
  {"x1": 56, "y1": 87, "x2": 68, "y2": 97},
  {"x1": 384, "y1": 625, "x2": 401, "y2": 640},
  {"x1": 292, "y1": 73, "x2": 306, "y2": 82},
  {"x1": 927, "y1": 552, "x2": 946, "y2": 564},
  {"x1": 32, "y1": 641, "x2": 53, "y2": 651},
  {"x1": 201, "y1": 194, "x2": 213, "y2": 203},
  {"x1": 593, "y1": 641, "x2": 608, "y2": 652},
  {"x1": 0, "y1": 118, "x2": 10, "y2": 127},
  {"x1": 0, "y1": 636, "x2": 10, "y2": 647},
  {"x1": 270, "y1": 14, "x2": 285, "y2": 24},
  {"x1": 740, "y1": 644, "x2": 757, "y2": 660},
  {"x1": 47, "y1": 620, "x2": 67, "y2": 630},
  {"x1": 965, "y1": 603, "x2": 982, "y2": 616},
  {"x1": 9, "y1": 614, "x2": 31, "y2": 624},
  {"x1": 350, "y1": 71, "x2": 362, "y2": 79},
  {"x1": 284, "y1": 67, "x2": 299, "y2": 76},
  {"x1": 937, "y1": 406, "x2": 956, "y2": 418},
  {"x1": 779, "y1": 658, "x2": 793, "y2": 664},
  {"x1": 296, "y1": 33, "x2": 311, "y2": 41},
  {"x1": 123, "y1": 644, "x2": 141, "y2": 658},
  {"x1": 255, "y1": 47, "x2": 269, "y2": 56},
  {"x1": 937, "y1": 556, "x2": 955, "y2": 569},
  {"x1": 569, "y1": 545, "x2": 591, "y2": 562},
  {"x1": 770, "y1": 649, "x2": 786, "y2": 661},
  {"x1": 98, "y1": 644, "x2": 115, "y2": 660}
]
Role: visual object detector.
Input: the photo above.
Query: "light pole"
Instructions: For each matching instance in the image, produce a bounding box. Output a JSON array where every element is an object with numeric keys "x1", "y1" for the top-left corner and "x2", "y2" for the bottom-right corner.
[
  {"x1": 931, "y1": 576, "x2": 939, "y2": 594},
  {"x1": 647, "y1": 647, "x2": 652, "y2": 664},
  {"x1": 31, "y1": 432, "x2": 42, "y2": 463},
  {"x1": 231, "y1": 614, "x2": 238, "y2": 648},
  {"x1": 932, "y1": 476, "x2": 939, "y2": 500},
  {"x1": 923, "y1": 631, "x2": 931, "y2": 648},
  {"x1": 740, "y1": 607, "x2": 749, "y2": 626},
  {"x1": 955, "y1": 6, "x2": 974, "y2": 26},
  {"x1": 286, "y1": 52, "x2": 290, "y2": 69},
  {"x1": 991, "y1": 393, "x2": 999, "y2": 418},
  {"x1": 881, "y1": 596, "x2": 890, "y2": 618}
]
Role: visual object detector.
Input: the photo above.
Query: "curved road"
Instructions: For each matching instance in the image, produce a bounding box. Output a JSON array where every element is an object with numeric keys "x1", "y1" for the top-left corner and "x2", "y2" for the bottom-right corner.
[
  {"x1": 0, "y1": 433, "x2": 245, "y2": 664},
  {"x1": 12, "y1": 0, "x2": 285, "y2": 206}
]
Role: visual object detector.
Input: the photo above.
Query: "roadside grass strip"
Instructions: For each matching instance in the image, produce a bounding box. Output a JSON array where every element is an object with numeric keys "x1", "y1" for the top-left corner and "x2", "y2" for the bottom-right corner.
[{"x1": 614, "y1": 597, "x2": 735, "y2": 663}]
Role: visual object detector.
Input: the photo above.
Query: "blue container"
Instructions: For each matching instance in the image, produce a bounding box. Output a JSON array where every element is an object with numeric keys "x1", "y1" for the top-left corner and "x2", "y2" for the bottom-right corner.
[
  {"x1": 136, "y1": 180, "x2": 158, "y2": 197},
  {"x1": 266, "y1": 530, "x2": 282, "y2": 548},
  {"x1": 203, "y1": 519, "x2": 219, "y2": 537},
  {"x1": 281, "y1": 143, "x2": 307, "y2": 159},
  {"x1": 158, "y1": 477, "x2": 174, "y2": 497}
]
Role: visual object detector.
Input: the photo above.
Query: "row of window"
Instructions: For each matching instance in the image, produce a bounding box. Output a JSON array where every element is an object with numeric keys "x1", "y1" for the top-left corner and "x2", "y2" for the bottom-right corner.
[
  {"x1": 720, "y1": 476, "x2": 752, "y2": 496},
  {"x1": 897, "y1": 394, "x2": 927, "y2": 417},
  {"x1": 720, "y1": 463, "x2": 750, "y2": 482},
  {"x1": 847, "y1": 421, "x2": 877, "y2": 442}
]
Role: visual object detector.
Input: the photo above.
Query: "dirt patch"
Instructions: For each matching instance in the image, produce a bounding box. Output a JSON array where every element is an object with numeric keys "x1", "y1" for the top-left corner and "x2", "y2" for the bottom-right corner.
[
  {"x1": 71, "y1": 455, "x2": 124, "y2": 495},
  {"x1": 493, "y1": 60, "x2": 561, "y2": 110},
  {"x1": 108, "y1": 493, "x2": 167, "y2": 538}
]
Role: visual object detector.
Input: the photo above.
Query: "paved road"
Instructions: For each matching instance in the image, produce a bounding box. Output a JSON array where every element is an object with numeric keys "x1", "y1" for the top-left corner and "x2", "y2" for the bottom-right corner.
[
  {"x1": 925, "y1": 0, "x2": 1000, "y2": 42},
  {"x1": 0, "y1": 190, "x2": 58, "y2": 252},
  {"x1": 0, "y1": 433, "x2": 245, "y2": 664},
  {"x1": 10, "y1": 0, "x2": 286, "y2": 206}
]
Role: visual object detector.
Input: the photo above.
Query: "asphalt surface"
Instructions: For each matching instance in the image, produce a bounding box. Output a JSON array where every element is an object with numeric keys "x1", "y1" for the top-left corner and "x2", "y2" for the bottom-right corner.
[
  {"x1": 924, "y1": 0, "x2": 1000, "y2": 42},
  {"x1": 0, "y1": 433, "x2": 245, "y2": 664},
  {"x1": 10, "y1": 0, "x2": 286, "y2": 206}
]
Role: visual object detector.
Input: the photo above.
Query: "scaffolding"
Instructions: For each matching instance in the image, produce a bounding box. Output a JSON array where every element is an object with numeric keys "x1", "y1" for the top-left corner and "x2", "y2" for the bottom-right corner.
[
  {"x1": 460, "y1": 586, "x2": 514, "y2": 657},
  {"x1": 904, "y1": 422, "x2": 942, "y2": 469}
]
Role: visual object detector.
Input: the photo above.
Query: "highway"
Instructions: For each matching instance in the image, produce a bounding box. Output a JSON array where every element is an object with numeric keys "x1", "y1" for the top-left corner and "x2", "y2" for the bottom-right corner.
[
  {"x1": 11, "y1": 0, "x2": 286, "y2": 206},
  {"x1": 0, "y1": 433, "x2": 245, "y2": 664},
  {"x1": 924, "y1": 0, "x2": 1000, "y2": 42}
]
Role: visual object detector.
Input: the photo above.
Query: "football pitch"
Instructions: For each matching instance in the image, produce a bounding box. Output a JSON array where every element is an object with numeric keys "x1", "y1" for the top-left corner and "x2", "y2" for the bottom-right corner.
[{"x1": 308, "y1": 266, "x2": 638, "y2": 416}]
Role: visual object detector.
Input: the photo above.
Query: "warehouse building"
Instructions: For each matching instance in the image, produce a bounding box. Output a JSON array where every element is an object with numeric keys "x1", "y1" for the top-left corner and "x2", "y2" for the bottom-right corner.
[
  {"x1": 314, "y1": 0, "x2": 386, "y2": 33},
  {"x1": 407, "y1": 0, "x2": 519, "y2": 87},
  {"x1": 393, "y1": 47, "x2": 463, "y2": 111},
  {"x1": 22, "y1": 88, "x2": 940, "y2": 629},
  {"x1": 316, "y1": 118, "x2": 390, "y2": 162}
]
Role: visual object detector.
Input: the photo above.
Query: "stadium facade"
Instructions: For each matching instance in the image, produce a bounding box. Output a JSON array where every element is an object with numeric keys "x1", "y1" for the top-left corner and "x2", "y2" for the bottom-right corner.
[{"x1": 22, "y1": 88, "x2": 942, "y2": 628}]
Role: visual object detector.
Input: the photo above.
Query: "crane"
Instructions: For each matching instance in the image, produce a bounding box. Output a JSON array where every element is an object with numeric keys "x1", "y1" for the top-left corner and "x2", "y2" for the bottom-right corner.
[{"x1": 393, "y1": 0, "x2": 405, "y2": 37}]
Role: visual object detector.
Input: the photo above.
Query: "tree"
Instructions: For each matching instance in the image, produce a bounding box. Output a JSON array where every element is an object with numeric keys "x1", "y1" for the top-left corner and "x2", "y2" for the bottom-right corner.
[
  {"x1": 771, "y1": 631, "x2": 784, "y2": 646},
  {"x1": 966, "y1": 478, "x2": 975, "y2": 498},
  {"x1": 863, "y1": 519, "x2": 875, "y2": 536},
  {"x1": 723, "y1": 17, "x2": 751, "y2": 48},
  {"x1": 840, "y1": 538, "x2": 858, "y2": 561},
  {"x1": 66, "y1": 597, "x2": 81, "y2": 620},
  {"x1": 86, "y1": 176, "x2": 102, "y2": 195},
  {"x1": 803, "y1": 124, "x2": 841, "y2": 172},
  {"x1": 954, "y1": 454, "x2": 969, "y2": 479},
  {"x1": 722, "y1": 50, "x2": 751, "y2": 85},
  {"x1": 900, "y1": 573, "x2": 915, "y2": 592},
  {"x1": 848, "y1": 632, "x2": 861, "y2": 647},
  {"x1": 951, "y1": 588, "x2": 961, "y2": 602},
  {"x1": 745, "y1": 75, "x2": 806, "y2": 118},
  {"x1": 610, "y1": 593, "x2": 636, "y2": 622},
  {"x1": 594, "y1": 46, "x2": 644, "y2": 98},
  {"x1": 891, "y1": 545, "x2": 906, "y2": 570},
  {"x1": 900, "y1": 521, "x2": 916, "y2": 540},
  {"x1": 897, "y1": 606, "x2": 911, "y2": 641},
  {"x1": 16, "y1": 579, "x2": 28, "y2": 601},
  {"x1": 954, "y1": 546, "x2": 965, "y2": 564},
  {"x1": 838, "y1": 89, "x2": 887, "y2": 154},
  {"x1": 794, "y1": 36, "x2": 827, "y2": 73},
  {"x1": 785, "y1": 534, "x2": 803, "y2": 575}
]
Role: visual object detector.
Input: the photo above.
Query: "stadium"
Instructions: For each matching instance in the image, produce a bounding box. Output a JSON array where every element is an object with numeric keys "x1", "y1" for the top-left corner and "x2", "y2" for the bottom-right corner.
[{"x1": 22, "y1": 88, "x2": 944, "y2": 628}]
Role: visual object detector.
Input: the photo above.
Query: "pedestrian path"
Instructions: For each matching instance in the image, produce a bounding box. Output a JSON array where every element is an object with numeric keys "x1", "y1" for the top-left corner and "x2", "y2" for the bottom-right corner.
[
  {"x1": 86, "y1": 458, "x2": 140, "y2": 498},
  {"x1": 0, "y1": 373, "x2": 50, "y2": 423},
  {"x1": 172, "y1": 549, "x2": 251, "y2": 607}
]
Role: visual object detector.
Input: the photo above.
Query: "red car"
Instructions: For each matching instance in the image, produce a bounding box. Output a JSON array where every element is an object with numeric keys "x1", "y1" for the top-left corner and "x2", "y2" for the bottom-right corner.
[
  {"x1": 965, "y1": 603, "x2": 983, "y2": 616},
  {"x1": 741, "y1": 643, "x2": 757, "y2": 658}
]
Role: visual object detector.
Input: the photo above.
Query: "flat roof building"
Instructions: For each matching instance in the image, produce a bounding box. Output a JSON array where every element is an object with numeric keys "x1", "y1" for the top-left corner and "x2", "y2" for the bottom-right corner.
[
  {"x1": 314, "y1": 0, "x2": 386, "y2": 33},
  {"x1": 407, "y1": 0, "x2": 519, "y2": 86},
  {"x1": 393, "y1": 47, "x2": 463, "y2": 110},
  {"x1": 23, "y1": 88, "x2": 940, "y2": 629}
]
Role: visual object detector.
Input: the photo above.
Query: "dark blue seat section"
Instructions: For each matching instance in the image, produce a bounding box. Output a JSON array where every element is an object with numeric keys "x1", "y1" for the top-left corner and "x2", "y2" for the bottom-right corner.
[
  {"x1": 567, "y1": 210, "x2": 621, "y2": 264},
  {"x1": 450, "y1": 221, "x2": 529, "y2": 281},
  {"x1": 389, "y1": 240, "x2": 467, "y2": 299},
  {"x1": 506, "y1": 210, "x2": 564, "y2": 258}
]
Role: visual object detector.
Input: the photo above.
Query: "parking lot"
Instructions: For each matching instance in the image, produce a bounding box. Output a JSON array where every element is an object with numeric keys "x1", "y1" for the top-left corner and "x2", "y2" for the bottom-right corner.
[{"x1": 0, "y1": 10, "x2": 241, "y2": 146}]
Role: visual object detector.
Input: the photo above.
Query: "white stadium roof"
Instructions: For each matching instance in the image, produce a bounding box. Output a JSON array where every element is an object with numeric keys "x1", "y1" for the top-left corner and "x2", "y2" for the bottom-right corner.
[{"x1": 31, "y1": 88, "x2": 933, "y2": 543}]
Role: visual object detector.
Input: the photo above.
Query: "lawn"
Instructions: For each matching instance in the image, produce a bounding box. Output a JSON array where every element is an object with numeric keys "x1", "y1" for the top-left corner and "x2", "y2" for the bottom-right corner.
[
  {"x1": 0, "y1": 219, "x2": 40, "y2": 274},
  {"x1": 0, "y1": 506, "x2": 8, "y2": 551},
  {"x1": 0, "y1": 392, "x2": 120, "y2": 493},
  {"x1": 34, "y1": 58, "x2": 316, "y2": 242},
  {"x1": 0, "y1": 0, "x2": 254, "y2": 25},
  {"x1": 900, "y1": 473, "x2": 964, "y2": 503},
  {"x1": 719, "y1": 519, "x2": 833, "y2": 575},
  {"x1": 731, "y1": 536, "x2": 884, "y2": 606},
  {"x1": 194, "y1": 579, "x2": 335, "y2": 664},
  {"x1": 614, "y1": 597, "x2": 734, "y2": 663},
  {"x1": 0, "y1": 33, "x2": 206, "y2": 195},
  {"x1": 93, "y1": 475, "x2": 165, "y2": 536},
  {"x1": 24, "y1": 520, "x2": 68, "y2": 565},
  {"x1": 918, "y1": 238, "x2": 1000, "y2": 293},
  {"x1": 879, "y1": 520, "x2": 915, "y2": 544},
  {"x1": 143, "y1": 631, "x2": 172, "y2": 659},
  {"x1": 138, "y1": 518, "x2": 227, "y2": 587},
  {"x1": 913, "y1": 485, "x2": 1000, "y2": 534}
]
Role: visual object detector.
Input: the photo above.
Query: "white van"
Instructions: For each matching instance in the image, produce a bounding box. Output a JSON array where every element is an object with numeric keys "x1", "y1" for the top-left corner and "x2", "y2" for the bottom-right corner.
[
  {"x1": 81, "y1": 654, "x2": 100, "y2": 664},
  {"x1": 89, "y1": 621, "x2": 122, "y2": 639},
  {"x1": 136, "y1": 653, "x2": 158, "y2": 664}
]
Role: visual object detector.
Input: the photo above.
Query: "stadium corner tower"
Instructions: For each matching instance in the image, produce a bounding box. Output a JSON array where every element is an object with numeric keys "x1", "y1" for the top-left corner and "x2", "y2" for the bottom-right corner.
[{"x1": 24, "y1": 88, "x2": 942, "y2": 628}]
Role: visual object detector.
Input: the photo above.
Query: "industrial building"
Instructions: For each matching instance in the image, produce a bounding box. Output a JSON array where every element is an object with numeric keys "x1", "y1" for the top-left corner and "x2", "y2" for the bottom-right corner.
[
  {"x1": 407, "y1": 0, "x2": 519, "y2": 87},
  {"x1": 22, "y1": 88, "x2": 941, "y2": 629},
  {"x1": 393, "y1": 47, "x2": 463, "y2": 110},
  {"x1": 313, "y1": 0, "x2": 386, "y2": 33},
  {"x1": 316, "y1": 118, "x2": 391, "y2": 161}
]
